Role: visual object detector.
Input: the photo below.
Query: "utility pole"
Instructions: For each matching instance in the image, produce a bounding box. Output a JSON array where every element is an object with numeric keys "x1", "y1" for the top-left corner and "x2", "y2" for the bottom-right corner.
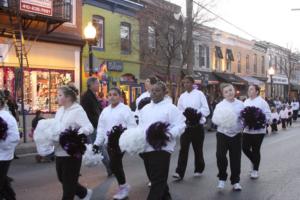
[{"x1": 186, "y1": 0, "x2": 194, "y2": 75}]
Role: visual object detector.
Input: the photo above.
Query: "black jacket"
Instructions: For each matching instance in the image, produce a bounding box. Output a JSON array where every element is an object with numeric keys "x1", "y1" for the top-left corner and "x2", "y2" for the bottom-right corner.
[{"x1": 80, "y1": 89, "x2": 102, "y2": 129}]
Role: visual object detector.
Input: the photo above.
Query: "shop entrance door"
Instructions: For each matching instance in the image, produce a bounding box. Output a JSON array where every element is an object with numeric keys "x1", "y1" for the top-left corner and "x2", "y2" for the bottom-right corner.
[{"x1": 120, "y1": 84, "x2": 142, "y2": 110}]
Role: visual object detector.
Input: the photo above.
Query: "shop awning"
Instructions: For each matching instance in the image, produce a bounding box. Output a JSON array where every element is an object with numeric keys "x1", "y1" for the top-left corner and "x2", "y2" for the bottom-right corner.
[
  {"x1": 213, "y1": 72, "x2": 247, "y2": 85},
  {"x1": 252, "y1": 76, "x2": 268, "y2": 82},
  {"x1": 193, "y1": 71, "x2": 219, "y2": 85},
  {"x1": 238, "y1": 76, "x2": 264, "y2": 86},
  {"x1": 291, "y1": 83, "x2": 300, "y2": 91}
]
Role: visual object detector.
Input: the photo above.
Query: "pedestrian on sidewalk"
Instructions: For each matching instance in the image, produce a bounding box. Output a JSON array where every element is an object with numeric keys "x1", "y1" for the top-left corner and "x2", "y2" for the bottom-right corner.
[
  {"x1": 291, "y1": 99, "x2": 299, "y2": 121},
  {"x1": 55, "y1": 85, "x2": 93, "y2": 200},
  {"x1": 0, "y1": 90, "x2": 20, "y2": 200},
  {"x1": 139, "y1": 81, "x2": 186, "y2": 200},
  {"x1": 212, "y1": 83, "x2": 244, "y2": 191},
  {"x1": 173, "y1": 75, "x2": 210, "y2": 181},
  {"x1": 279, "y1": 105, "x2": 288, "y2": 129},
  {"x1": 93, "y1": 87, "x2": 136, "y2": 200},
  {"x1": 81, "y1": 77, "x2": 112, "y2": 176},
  {"x1": 242, "y1": 84, "x2": 271, "y2": 179},
  {"x1": 287, "y1": 105, "x2": 293, "y2": 127},
  {"x1": 270, "y1": 107, "x2": 280, "y2": 133}
]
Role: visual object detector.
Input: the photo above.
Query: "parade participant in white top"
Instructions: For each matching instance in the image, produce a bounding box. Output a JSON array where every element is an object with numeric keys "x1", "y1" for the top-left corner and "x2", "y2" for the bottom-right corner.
[
  {"x1": 212, "y1": 83, "x2": 244, "y2": 191},
  {"x1": 54, "y1": 85, "x2": 94, "y2": 200},
  {"x1": 139, "y1": 81, "x2": 186, "y2": 200},
  {"x1": 291, "y1": 99, "x2": 299, "y2": 121},
  {"x1": 93, "y1": 88, "x2": 136, "y2": 200},
  {"x1": 135, "y1": 76, "x2": 158, "y2": 111},
  {"x1": 0, "y1": 90, "x2": 20, "y2": 200},
  {"x1": 173, "y1": 76, "x2": 210, "y2": 180},
  {"x1": 243, "y1": 84, "x2": 271, "y2": 179}
]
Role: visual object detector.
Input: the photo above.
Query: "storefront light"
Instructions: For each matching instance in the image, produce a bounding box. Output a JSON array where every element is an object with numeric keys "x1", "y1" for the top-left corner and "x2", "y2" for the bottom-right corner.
[
  {"x1": 84, "y1": 22, "x2": 97, "y2": 41},
  {"x1": 268, "y1": 67, "x2": 275, "y2": 76}
]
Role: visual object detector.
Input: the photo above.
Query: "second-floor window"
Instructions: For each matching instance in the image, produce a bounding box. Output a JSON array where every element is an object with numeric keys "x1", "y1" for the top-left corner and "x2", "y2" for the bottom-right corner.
[
  {"x1": 237, "y1": 52, "x2": 241, "y2": 73},
  {"x1": 199, "y1": 45, "x2": 209, "y2": 68},
  {"x1": 253, "y1": 54, "x2": 257, "y2": 74},
  {"x1": 120, "y1": 22, "x2": 131, "y2": 54},
  {"x1": 215, "y1": 46, "x2": 223, "y2": 71},
  {"x1": 261, "y1": 56, "x2": 265, "y2": 75},
  {"x1": 269, "y1": 55, "x2": 272, "y2": 67},
  {"x1": 148, "y1": 26, "x2": 156, "y2": 49},
  {"x1": 92, "y1": 16, "x2": 104, "y2": 50},
  {"x1": 275, "y1": 56, "x2": 277, "y2": 70},
  {"x1": 226, "y1": 49, "x2": 234, "y2": 71},
  {"x1": 246, "y1": 55, "x2": 250, "y2": 73}
]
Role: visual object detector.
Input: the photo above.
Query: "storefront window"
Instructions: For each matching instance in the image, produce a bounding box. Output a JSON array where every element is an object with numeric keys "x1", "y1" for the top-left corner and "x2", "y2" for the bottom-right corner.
[{"x1": 0, "y1": 68, "x2": 15, "y2": 94}]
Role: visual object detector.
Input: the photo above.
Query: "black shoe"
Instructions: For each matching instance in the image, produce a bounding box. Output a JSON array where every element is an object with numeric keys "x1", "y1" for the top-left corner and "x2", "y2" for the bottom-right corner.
[
  {"x1": 172, "y1": 173, "x2": 183, "y2": 181},
  {"x1": 14, "y1": 155, "x2": 19, "y2": 159}
]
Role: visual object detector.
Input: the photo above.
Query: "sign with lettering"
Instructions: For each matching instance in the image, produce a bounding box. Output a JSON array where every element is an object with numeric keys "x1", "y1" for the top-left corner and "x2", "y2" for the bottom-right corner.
[
  {"x1": 107, "y1": 61, "x2": 123, "y2": 72},
  {"x1": 267, "y1": 75, "x2": 288, "y2": 85},
  {"x1": 20, "y1": 0, "x2": 53, "y2": 16}
]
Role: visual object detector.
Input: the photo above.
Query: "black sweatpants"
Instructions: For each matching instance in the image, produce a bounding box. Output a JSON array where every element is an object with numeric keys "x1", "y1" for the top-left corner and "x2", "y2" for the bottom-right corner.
[
  {"x1": 56, "y1": 157, "x2": 87, "y2": 200},
  {"x1": 293, "y1": 110, "x2": 298, "y2": 121},
  {"x1": 0, "y1": 160, "x2": 16, "y2": 200},
  {"x1": 242, "y1": 133, "x2": 265, "y2": 171},
  {"x1": 141, "y1": 151, "x2": 171, "y2": 200},
  {"x1": 176, "y1": 125, "x2": 205, "y2": 178},
  {"x1": 281, "y1": 119, "x2": 287, "y2": 129},
  {"x1": 107, "y1": 149, "x2": 126, "y2": 185},
  {"x1": 287, "y1": 117, "x2": 292, "y2": 126},
  {"x1": 271, "y1": 123, "x2": 278, "y2": 132},
  {"x1": 216, "y1": 133, "x2": 241, "y2": 184}
]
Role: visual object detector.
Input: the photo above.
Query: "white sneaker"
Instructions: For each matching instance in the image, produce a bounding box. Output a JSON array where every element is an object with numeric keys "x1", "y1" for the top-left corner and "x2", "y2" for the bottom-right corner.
[
  {"x1": 172, "y1": 172, "x2": 182, "y2": 181},
  {"x1": 113, "y1": 184, "x2": 130, "y2": 200},
  {"x1": 233, "y1": 183, "x2": 242, "y2": 191},
  {"x1": 217, "y1": 180, "x2": 225, "y2": 190},
  {"x1": 193, "y1": 172, "x2": 203, "y2": 177},
  {"x1": 250, "y1": 170, "x2": 259, "y2": 179},
  {"x1": 81, "y1": 189, "x2": 93, "y2": 200},
  {"x1": 147, "y1": 182, "x2": 151, "y2": 187}
]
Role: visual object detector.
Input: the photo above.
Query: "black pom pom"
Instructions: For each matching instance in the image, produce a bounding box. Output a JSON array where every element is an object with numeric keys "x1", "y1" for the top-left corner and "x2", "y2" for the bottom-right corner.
[
  {"x1": 107, "y1": 124, "x2": 126, "y2": 153},
  {"x1": 0, "y1": 117, "x2": 8, "y2": 141},
  {"x1": 146, "y1": 122, "x2": 170, "y2": 150},
  {"x1": 183, "y1": 107, "x2": 202, "y2": 126},
  {"x1": 59, "y1": 127, "x2": 87, "y2": 158},
  {"x1": 138, "y1": 97, "x2": 151, "y2": 110},
  {"x1": 240, "y1": 106, "x2": 266, "y2": 130}
]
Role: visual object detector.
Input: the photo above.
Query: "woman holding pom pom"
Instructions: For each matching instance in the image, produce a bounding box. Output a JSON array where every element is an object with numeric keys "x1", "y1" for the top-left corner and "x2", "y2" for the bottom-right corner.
[
  {"x1": 139, "y1": 81, "x2": 186, "y2": 200},
  {"x1": 0, "y1": 90, "x2": 20, "y2": 200},
  {"x1": 212, "y1": 83, "x2": 244, "y2": 191},
  {"x1": 54, "y1": 85, "x2": 94, "y2": 200},
  {"x1": 242, "y1": 84, "x2": 271, "y2": 179},
  {"x1": 93, "y1": 88, "x2": 136, "y2": 200},
  {"x1": 173, "y1": 75, "x2": 210, "y2": 180}
]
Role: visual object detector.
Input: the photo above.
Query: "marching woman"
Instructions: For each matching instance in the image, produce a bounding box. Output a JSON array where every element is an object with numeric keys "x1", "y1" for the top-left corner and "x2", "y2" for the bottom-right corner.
[
  {"x1": 93, "y1": 88, "x2": 136, "y2": 200},
  {"x1": 0, "y1": 90, "x2": 20, "y2": 200},
  {"x1": 212, "y1": 83, "x2": 244, "y2": 191},
  {"x1": 55, "y1": 85, "x2": 94, "y2": 200},
  {"x1": 242, "y1": 84, "x2": 271, "y2": 179},
  {"x1": 173, "y1": 75, "x2": 210, "y2": 180},
  {"x1": 139, "y1": 81, "x2": 186, "y2": 200}
]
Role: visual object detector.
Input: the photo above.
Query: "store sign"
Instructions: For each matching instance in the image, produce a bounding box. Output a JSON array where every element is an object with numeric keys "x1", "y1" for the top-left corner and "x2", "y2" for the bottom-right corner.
[
  {"x1": 267, "y1": 75, "x2": 288, "y2": 85},
  {"x1": 20, "y1": 0, "x2": 53, "y2": 16},
  {"x1": 107, "y1": 61, "x2": 123, "y2": 72}
]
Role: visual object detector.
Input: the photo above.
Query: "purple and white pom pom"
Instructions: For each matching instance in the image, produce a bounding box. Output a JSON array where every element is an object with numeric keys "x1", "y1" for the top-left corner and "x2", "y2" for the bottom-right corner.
[
  {"x1": 240, "y1": 106, "x2": 266, "y2": 130},
  {"x1": 107, "y1": 124, "x2": 126, "y2": 153},
  {"x1": 59, "y1": 127, "x2": 87, "y2": 158},
  {"x1": 83, "y1": 144, "x2": 103, "y2": 167},
  {"x1": 146, "y1": 122, "x2": 170, "y2": 150},
  {"x1": 183, "y1": 107, "x2": 202, "y2": 126},
  {"x1": 0, "y1": 117, "x2": 8, "y2": 141}
]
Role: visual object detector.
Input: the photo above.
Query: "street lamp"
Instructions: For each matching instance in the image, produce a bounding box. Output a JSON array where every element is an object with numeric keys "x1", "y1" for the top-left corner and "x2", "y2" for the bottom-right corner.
[
  {"x1": 84, "y1": 22, "x2": 97, "y2": 76},
  {"x1": 268, "y1": 66, "x2": 275, "y2": 98}
]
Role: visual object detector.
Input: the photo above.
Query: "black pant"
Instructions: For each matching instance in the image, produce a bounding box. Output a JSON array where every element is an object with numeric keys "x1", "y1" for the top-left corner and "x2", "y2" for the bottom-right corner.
[
  {"x1": 141, "y1": 151, "x2": 171, "y2": 200},
  {"x1": 176, "y1": 125, "x2": 205, "y2": 178},
  {"x1": 271, "y1": 123, "x2": 278, "y2": 132},
  {"x1": 107, "y1": 149, "x2": 126, "y2": 185},
  {"x1": 287, "y1": 117, "x2": 292, "y2": 126},
  {"x1": 216, "y1": 133, "x2": 241, "y2": 184},
  {"x1": 293, "y1": 110, "x2": 298, "y2": 121},
  {"x1": 0, "y1": 161, "x2": 16, "y2": 200},
  {"x1": 282, "y1": 119, "x2": 286, "y2": 129},
  {"x1": 56, "y1": 157, "x2": 87, "y2": 200},
  {"x1": 242, "y1": 134, "x2": 265, "y2": 171}
]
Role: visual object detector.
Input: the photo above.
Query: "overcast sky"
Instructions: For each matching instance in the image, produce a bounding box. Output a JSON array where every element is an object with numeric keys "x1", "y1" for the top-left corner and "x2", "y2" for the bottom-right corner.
[{"x1": 169, "y1": 0, "x2": 300, "y2": 51}]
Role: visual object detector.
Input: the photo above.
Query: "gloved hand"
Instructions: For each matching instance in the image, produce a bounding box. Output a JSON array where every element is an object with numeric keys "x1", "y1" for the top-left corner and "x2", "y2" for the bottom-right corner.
[{"x1": 92, "y1": 145, "x2": 100, "y2": 154}]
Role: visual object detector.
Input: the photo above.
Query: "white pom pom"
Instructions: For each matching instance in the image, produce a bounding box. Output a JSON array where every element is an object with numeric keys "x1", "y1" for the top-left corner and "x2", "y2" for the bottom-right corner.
[
  {"x1": 82, "y1": 144, "x2": 103, "y2": 167},
  {"x1": 119, "y1": 127, "x2": 146, "y2": 155},
  {"x1": 212, "y1": 106, "x2": 238, "y2": 129}
]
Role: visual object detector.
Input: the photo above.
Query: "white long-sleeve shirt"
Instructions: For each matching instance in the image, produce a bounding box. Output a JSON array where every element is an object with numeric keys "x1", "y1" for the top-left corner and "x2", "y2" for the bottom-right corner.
[
  {"x1": 244, "y1": 96, "x2": 271, "y2": 134},
  {"x1": 139, "y1": 99, "x2": 186, "y2": 153},
  {"x1": 213, "y1": 99, "x2": 245, "y2": 137},
  {"x1": 177, "y1": 89, "x2": 210, "y2": 124},
  {"x1": 54, "y1": 103, "x2": 93, "y2": 157},
  {"x1": 279, "y1": 109, "x2": 288, "y2": 119},
  {"x1": 94, "y1": 103, "x2": 137, "y2": 146},
  {"x1": 270, "y1": 112, "x2": 280, "y2": 124},
  {"x1": 0, "y1": 109, "x2": 20, "y2": 161},
  {"x1": 291, "y1": 102, "x2": 299, "y2": 111}
]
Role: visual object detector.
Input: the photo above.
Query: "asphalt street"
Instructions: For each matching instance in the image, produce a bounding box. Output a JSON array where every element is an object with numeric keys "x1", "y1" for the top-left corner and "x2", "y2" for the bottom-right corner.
[{"x1": 9, "y1": 123, "x2": 300, "y2": 200}]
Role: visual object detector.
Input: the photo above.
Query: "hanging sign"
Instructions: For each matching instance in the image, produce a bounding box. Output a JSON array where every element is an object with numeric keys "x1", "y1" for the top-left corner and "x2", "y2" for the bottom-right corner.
[{"x1": 20, "y1": 0, "x2": 53, "y2": 16}]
